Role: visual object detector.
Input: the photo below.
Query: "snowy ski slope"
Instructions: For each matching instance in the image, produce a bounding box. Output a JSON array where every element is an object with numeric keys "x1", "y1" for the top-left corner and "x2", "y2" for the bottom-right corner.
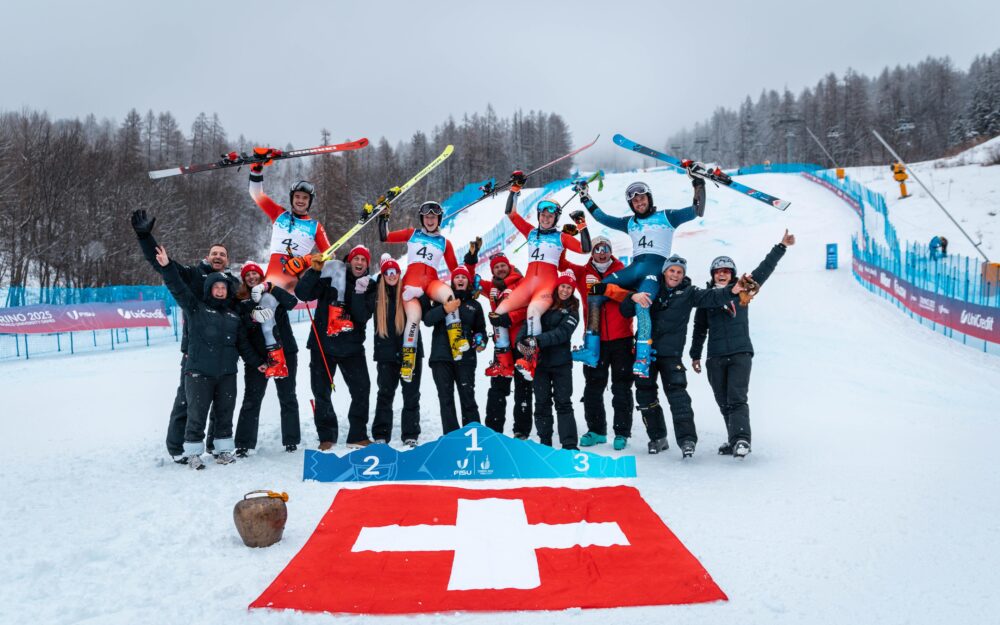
[{"x1": 2, "y1": 166, "x2": 999, "y2": 625}]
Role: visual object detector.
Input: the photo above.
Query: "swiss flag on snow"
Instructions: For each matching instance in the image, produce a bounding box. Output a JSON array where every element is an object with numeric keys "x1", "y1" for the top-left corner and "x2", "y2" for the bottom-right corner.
[{"x1": 251, "y1": 485, "x2": 726, "y2": 614}]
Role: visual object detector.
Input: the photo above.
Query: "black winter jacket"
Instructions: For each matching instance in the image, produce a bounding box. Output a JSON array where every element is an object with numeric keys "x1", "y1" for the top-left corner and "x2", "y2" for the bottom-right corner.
[
  {"x1": 239, "y1": 285, "x2": 299, "y2": 356},
  {"x1": 162, "y1": 263, "x2": 260, "y2": 376},
  {"x1": 516, "y1": 305, "x2": 580, "y2": 368},
  {"x1": 620, "y1": 276, "x2": 737, "y2": 358},
  {"x1": 294, "y1": 267, "x2": 372, "y2": 358},
  {"x1": 689, "y1": 243, "x2": 787, "y2": 359},
  {"x1": 421, "y1": 289, "x2": 487, "y2": 364},
  {"x1": 365, "y1": 276, "x2": 424, "y2": 363},
  {"x1": 136, "y1": 231, "x2": 239, "y2": 353}
]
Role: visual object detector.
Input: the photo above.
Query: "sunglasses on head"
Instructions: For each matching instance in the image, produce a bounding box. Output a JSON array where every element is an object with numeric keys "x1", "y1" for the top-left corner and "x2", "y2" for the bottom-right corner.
[{"x1": 537, "y1": 200, "x2": 560, "y2": 214}]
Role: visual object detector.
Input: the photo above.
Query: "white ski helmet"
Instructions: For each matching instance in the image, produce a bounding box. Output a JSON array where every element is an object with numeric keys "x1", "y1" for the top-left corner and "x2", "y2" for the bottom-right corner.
[
  {"x1": 625, "y1": 181, "x2": 653, "y2": 211},
  {"x1": 709, "y1": 255, "x2": 737, "y2": 276}
]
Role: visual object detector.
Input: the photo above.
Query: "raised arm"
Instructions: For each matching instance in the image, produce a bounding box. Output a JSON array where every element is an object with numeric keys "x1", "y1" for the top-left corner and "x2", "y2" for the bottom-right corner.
[
  {"x1": 248, "y1": 167, "x2": 285, "y2": 222},
  {"x1": 580, "y1": 197, "x2": 630, "y2": 232}
]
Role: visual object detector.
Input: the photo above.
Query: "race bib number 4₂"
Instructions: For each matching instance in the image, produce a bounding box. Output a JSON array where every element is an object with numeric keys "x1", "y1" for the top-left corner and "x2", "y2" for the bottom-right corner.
[{"x1": 251, "y1": 485, "x2": 726, "y2": 614}]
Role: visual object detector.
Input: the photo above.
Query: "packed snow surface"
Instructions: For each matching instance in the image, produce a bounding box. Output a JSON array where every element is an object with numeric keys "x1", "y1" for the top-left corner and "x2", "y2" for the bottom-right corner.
[{"x1": 2, "y1": 164, "x2": 998, "y2": 625}]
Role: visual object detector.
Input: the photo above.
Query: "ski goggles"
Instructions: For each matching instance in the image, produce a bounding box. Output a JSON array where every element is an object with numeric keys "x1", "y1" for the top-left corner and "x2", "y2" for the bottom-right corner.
[
  {"x1": 664, "y1": 255, "x2": 687, "y2": 270},
  {"x1": 382, "y1": 268, "x2": 399, "y2": 278},
  {"x1": 625, "y1": 182, "x2": 651, "y2": 200},
  {"x1": 418, "y1": 201, "x2": 443, "y2": 216},
  {"x1": 537, "y1": 200, "x2": 560, "y2": 214},
  {"x1": 290, "y1": 181, "x2": 316, "y2": 196},
  {"x1": 593, "y1": 242, "x2": 612, "y2": 254}
]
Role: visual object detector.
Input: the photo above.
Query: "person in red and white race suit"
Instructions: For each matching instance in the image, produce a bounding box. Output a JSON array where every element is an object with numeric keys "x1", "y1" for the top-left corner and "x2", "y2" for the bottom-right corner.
[
  {"x1": 489, "y1": 171, "x2": 592, "y2": 380},
  {"x1": 247, "y1": 150, "x2": 330, "y2": 291},
  {"x1": 377, "y1": 201, "x2": 470, "y2": 381}
]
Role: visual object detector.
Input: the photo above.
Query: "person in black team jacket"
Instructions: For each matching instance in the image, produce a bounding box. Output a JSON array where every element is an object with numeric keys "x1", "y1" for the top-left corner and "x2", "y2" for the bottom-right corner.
[
  {"x1": 422, "y1": 265, "x2": 487, "y2": 434},
  {"x1": 233, "y1": 261, "x2": 301, "y2": 456},
  {"x1": 154, "y1": 245, "x2": 263, "y2": 470},
  {"x1": 620, "y1": 255, "x2": 745, "y2": 456},
  {"x1": 517, "y1": 271, "x2": 581, "y2": 449},
  {"x1": 130, "y1": 209, "x2": 239, "y2": 462},
  {"x1": 295, "y1": 245, "x2": 374, "y2": 449},
  {"x1": 689, "y1": 230, "x2": 795, "y2": 459},
  {"x1": 367, "y1": 254, "x2": 423, "y2": 446}
]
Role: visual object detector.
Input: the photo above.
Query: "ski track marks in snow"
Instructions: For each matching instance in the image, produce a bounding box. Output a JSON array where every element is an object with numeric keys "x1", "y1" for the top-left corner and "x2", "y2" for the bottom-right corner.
[{"x1": 2, "y1": 168, "x2": 999, "y2": 625}]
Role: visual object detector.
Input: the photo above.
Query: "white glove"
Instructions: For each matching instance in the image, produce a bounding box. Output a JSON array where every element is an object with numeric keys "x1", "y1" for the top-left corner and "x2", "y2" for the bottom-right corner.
[
  {"x1": 250, "y1": 283, "x2": 267, "y2": 303},
  {"x1": 354, "y1": 275, "x2": 371, "y2": 293},
  {"x1": 251, "y1": 306, "x2": 274, "y2": 323},
  {"x1": 402, "y1": 285, "x2": 424, "y2": 302},
  {"x1": 585, "y1": 274, "x2": 599, "y2": 287}
]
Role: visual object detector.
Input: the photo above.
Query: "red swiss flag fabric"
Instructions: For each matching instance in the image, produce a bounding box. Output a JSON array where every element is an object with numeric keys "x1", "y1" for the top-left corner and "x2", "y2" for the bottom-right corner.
[{"x1": 250, "y1": 485, "x2": 726, "y2": 614}]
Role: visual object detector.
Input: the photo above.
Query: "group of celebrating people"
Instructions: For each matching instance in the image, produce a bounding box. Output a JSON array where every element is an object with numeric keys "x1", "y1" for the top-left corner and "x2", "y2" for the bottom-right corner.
[{"x1": 131, "y1": 155, "x2": 794, "y2": 471}]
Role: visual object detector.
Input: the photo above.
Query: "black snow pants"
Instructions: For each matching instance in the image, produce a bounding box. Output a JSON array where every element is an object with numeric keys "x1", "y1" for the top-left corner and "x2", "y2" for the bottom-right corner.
[
  {"x1": 372, "y1": 359, "x2": 423, "y2": 442},
  {"x1": 484, "y1": 367, "x2": 533, "y2": 438},
  {"x1": 581, "y1": 337, "x2": 635, "y2": 438},
  {"x1": 309, "y1": 349, "x2": 371, "y2": 445},
  {"x1": 706, "y1": 352, "x2": 753, "y2": 444},
  {"x1": 234, "y1": 352, "x2": 301, "y2": 449},
  {"x1": 534, "y1": 365, "x2": 578, "y2": 448},
  {"x1": 430, "y1": 360, "x2": 479, "y2": 434},
  {"x1": 634, "y1": 356, "x2": 697, "y2": 445},
  {"x1": 183, "y1": 372, "x2": 237, "y2": 455}
]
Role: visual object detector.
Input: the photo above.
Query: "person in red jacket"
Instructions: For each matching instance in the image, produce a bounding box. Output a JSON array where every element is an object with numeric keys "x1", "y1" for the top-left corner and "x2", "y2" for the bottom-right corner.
[
  {"x1": 479, "y1": 253, "x2": 533, "y2": 439},
  {"x1": 561, "y1": 236, "x2": 636, "y2": 450},
  {"x1": 247, "y1": 151, "x2": 331, "y2": 291}
]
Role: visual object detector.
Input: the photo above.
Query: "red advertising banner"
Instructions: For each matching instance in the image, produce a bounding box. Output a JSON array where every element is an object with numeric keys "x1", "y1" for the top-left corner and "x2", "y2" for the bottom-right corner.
[
  {"x1": 802, "y1": 172, "x2": 863, "y2": 218},
  {"x1": 853, "y1": 258, "x2": 999, "y2": 344},
  {"x1": 0, "y1": 301, "x2": 171, "y2": 334}
]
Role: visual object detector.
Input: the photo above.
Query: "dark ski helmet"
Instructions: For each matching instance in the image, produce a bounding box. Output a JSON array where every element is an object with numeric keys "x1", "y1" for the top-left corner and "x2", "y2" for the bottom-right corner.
[
  {"x1": 536, "y1": 199, "x2": 562, "y2": 221},
  {"x1": 625, "y1": 181, "x2": 653, "y2": 211},
  {"x1": 289, "y1": 181, "x2": 316, "y2": 209},
  {"x1": 709, "y1": 255, "x2": 737, "y2": 277}
]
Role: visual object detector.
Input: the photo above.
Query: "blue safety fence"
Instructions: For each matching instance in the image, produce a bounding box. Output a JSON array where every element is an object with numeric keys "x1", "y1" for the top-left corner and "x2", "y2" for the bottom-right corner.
[
  {"x1": 0, "y1": 285, "x2": 317, "y2": 362},
  {"x1": 804, "y1": 169, "x2": 999, "y2": 353}
]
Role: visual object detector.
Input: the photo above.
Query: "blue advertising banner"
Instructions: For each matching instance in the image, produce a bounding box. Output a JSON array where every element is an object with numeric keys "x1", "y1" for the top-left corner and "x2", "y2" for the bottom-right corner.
[
  {"x1": 826, "y1": 243, "x2": 838, "y2": 270},
  {"x1": 303, "y1": 423, "x2": 637, "y2": 482}
]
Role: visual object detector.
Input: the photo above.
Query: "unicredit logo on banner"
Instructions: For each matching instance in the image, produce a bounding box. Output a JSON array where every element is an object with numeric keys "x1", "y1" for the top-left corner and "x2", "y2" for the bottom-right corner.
[
  {"x1": 960, "y1": 310, "x2": 995, "y2": 331},
  {"x1": 0, "y1": 301, "x2": 171, "y2": 334}
]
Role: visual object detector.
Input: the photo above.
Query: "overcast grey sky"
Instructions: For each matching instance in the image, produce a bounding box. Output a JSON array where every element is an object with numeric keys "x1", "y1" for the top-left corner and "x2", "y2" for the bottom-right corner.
[{"x1": 3, "y1": 0, "x2": 998, "y2": 168}]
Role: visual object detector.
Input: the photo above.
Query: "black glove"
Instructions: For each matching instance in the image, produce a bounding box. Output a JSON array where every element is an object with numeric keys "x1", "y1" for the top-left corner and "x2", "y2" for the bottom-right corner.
[
  {"x1": 488, "y1": 311, "x2": 512, "y2": 328},
  {"x1": 130, "y1": 209, "x2": 156, "y2": 237},
  {"x1": 588, "y1": 283, "x2": 606, "y2": 296},
  {"x1": 691, "y1": 176, "x2": 705, "y2": 189},
  {"x1": 569, "y1": 209, "x2": 586, "y2": 225},
  {"x1": 510, "y1": 170, "x2": 527, "y2": 189},
  {"x1": 492, "y1": 276, "x2": 506, "y2": 291}
]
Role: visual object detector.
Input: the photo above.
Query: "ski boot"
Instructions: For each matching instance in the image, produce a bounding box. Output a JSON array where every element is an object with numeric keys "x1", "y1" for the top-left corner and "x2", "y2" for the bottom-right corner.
[
  {"x1": 514, "y1": 340, "x2": 538, "y2": 382},
  {"x1": 647, "y1": 437, "x2": 669, "y2": 455},
  {"x1": 632, "y1": 339, "x2": 653, "y2": 378},
  {"x1": 446, "y1": 321, "x2": 470, "y2": 360},
  {"x1": 571, "y1": 331, "x2": 601, "y2": 368},
  {"x1": 400, "y1": 346, "x2": 417, "y2": 382},
  {"x1": 579, "y1": 431, "x2": 607, "y2": 447},
  {"x1": 326, "y1": 303, "x2": 354, "y2": 335},
  {"x1": 733, "y1": 440, "x2": 751, "y2": 459},
  {"x1": 681, "y1": 441, "x2": 696, "y2": 458},
  {"x1": 264, "y1": 346, "x2": 289, "y2": 378},
  {"x1": 485, "y1": 348, "x2": 515, "y2": 377},
  {"x1": 613, "y1": 435, "x2": 628, "y2": 451}
]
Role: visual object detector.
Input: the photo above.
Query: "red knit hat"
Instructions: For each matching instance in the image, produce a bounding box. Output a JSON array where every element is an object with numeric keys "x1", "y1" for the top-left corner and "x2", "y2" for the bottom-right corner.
[
  {"x1": 346, "y1": 245, "x2": 371, "y2": 265},
  {"x1": 379, "y1": 253, "x2": 400, "y2": 275},
  {"x1": 555, "y1": 270, "x2": 576, "y2": 289},
  {"x1": 489, "y1": 254, "x2": 511, "y2": 273},
  {"x1": 240, "y1": 261, "x2": 264, "y2": 282},
  {"x1": 451, "y1": 265, "x2": 473, "y2": 283}
]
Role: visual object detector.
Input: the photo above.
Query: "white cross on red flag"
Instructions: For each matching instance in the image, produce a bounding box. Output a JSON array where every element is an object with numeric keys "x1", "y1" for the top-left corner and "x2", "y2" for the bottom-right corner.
[{"x1": 251, "y1": 485, "x2": 727, "y2": 614}]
